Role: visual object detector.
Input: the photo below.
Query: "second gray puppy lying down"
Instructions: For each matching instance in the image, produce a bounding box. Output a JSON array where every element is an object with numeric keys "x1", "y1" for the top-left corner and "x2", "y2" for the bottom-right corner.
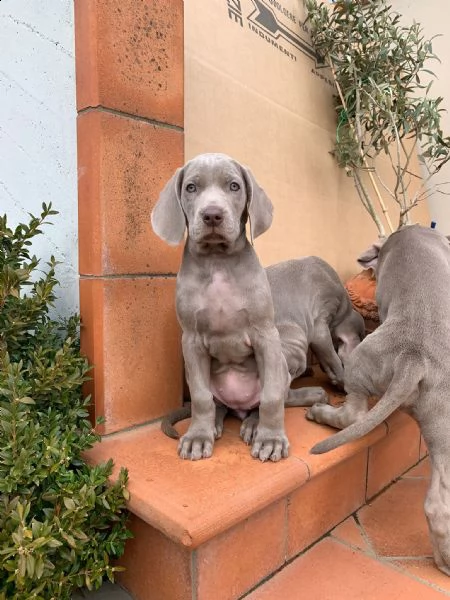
[
  {"x1": 307, "y1": 225, "x2": 450, "y2": 576},
  {"x1": 267, "y1": 257, "x2": 365, "y2": 386},
  {"x1": 161, "y1": 256, "x2": 365, "y2": 439}
]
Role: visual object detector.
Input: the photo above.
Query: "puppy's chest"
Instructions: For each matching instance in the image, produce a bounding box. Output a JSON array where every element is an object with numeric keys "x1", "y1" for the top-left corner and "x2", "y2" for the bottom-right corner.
[{"x1": 195, "y1": 272, "x2": 248, "y2": 334}]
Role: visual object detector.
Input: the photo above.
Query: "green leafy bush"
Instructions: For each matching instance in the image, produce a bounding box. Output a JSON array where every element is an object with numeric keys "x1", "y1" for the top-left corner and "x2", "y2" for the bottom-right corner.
[{"x1": 0, "y1": 204, "x2": 131, "y2": 599}]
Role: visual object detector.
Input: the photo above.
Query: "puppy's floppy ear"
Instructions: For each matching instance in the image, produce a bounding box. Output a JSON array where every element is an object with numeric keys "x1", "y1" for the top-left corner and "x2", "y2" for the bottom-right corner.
[
  {"x1": 357, "y1": 239, "x2": 384, "y2": 270},
  {"x1": 151, "y1": 167, "x2": 186, "y2": 246},
  {"x1": 240, "y1": 164, "x2": 273, "y2": 240}
]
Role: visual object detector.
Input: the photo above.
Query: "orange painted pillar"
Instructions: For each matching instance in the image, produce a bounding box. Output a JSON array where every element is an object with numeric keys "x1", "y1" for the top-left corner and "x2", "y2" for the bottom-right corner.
[{"x1": 74, "y1": 0, "x2": 184, "y2": 433}]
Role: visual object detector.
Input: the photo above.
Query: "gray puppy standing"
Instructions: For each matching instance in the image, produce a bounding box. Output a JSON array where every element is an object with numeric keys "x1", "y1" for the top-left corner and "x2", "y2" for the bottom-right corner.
[
  {"x1": 307, "y1": 225, "x2": 450, "y2": 576},
  {"x1": 152, "y1": 153, "x2": 323, "y2": 462}
]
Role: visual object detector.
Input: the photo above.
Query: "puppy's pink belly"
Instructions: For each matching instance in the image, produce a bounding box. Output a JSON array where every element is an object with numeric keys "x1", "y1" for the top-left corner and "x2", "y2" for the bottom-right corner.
[{"x1": 211, "y1": 369, "x2": 260, "y2": 412}]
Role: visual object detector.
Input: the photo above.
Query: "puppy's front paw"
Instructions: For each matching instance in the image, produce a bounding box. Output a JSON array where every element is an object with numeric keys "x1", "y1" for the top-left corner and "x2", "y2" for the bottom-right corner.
[
  {"x1": 178, "y1": 430, "x2": 214, "y2": 460},
  {"x1": 251, "y1": 428, "x2": 289, "y2": 462}
]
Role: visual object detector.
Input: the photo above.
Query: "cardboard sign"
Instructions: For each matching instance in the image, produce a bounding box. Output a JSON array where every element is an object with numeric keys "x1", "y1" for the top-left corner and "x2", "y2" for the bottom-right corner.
[{"x1": 185, "y1": 0, "x2": 429, "y2": 277}]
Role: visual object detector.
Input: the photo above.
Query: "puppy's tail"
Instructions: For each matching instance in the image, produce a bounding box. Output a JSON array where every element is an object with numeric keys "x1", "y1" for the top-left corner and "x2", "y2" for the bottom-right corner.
[
  {"x1": 311, "y1": 365, "x2": 421, "y2": 455},
  {"x1": 161, "y1": 404, "x2": 192, "y2": 439}
]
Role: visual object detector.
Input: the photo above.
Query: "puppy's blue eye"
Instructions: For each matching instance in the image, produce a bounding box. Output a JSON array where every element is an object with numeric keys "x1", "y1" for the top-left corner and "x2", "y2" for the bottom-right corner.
[
  {"x1": 186, "y1": 183, "x2": 196, "y2": 193},
  {"x1": 230, "y1": 182, "x2": 240, "y2": 191}
]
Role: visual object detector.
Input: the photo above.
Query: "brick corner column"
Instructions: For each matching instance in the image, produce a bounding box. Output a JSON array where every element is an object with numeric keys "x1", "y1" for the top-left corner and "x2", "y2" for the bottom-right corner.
[{"x1": 74, "y1": 0, "x2": 184, "y2": 434}]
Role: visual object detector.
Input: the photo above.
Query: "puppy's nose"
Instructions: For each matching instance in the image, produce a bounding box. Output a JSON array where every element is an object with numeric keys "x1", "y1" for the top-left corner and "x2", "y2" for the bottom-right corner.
[{"x1": 202, "y1": 207, "x2": 224, "y2": 226}]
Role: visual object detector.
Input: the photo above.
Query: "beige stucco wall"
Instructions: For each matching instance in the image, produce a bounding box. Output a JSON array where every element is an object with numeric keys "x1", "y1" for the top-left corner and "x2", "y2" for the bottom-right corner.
[
  {"x1": 184, "y1": 0, "x2": 431, "y2": 280},
  {"x1": 391, "y1": 0, "x2": 450, "y2": 235}
]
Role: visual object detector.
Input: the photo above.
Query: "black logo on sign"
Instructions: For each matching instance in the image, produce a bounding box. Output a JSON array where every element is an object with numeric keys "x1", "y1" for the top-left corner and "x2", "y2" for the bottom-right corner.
[
  {"x1": 248, "y1": 0, "x2": 316, "y2": 60},
  {"x1": 227, "y1": 0, "x2": 318, "y2": 63}
]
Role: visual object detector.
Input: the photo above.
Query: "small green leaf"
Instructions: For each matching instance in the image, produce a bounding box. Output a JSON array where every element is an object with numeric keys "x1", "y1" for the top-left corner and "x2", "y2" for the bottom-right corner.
[
  {"x1": 35, "y1": 557, "x2": 45, "y2": 579},
  {"x1": 63, "y1": 497, "x2": 76, "y2": 510},
  {"x1": 85, "y1": 573, "x2": 92, "y2": 591},
  {"x1": 18, "y1": 396, "x2": 35, "y2": 405},
  {"x1": 18, "y1": 554, "x2": 27, "y2": 579},
  {"x1": 26, "y1": 553, "x2": 35, "y2": 577}
]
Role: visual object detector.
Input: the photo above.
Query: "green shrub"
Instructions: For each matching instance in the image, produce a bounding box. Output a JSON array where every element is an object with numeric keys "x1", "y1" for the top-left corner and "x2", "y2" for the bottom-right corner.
[{"x1": 0, "y1": 204, "x2": 131, "y2": 599}]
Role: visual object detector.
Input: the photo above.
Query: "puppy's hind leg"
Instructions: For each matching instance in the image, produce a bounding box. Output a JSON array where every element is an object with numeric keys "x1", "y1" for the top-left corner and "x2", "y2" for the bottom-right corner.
[
  {"x1": 306, "y1": 391, "x2": 368, "y2": 430},
  {"x1": 240, "y1": 409, "x2": 259, "y2": 445},
  {"x1": 310, "y1": 321, "x2": 345, "y2": 387},
  {"x1": 241, "y1": 385, "x2": 329, "y2": 444},
  {"x1": 420, "y1": 406, "x2": 450, "y2": 576},
  {"x1": 214, "y1": 404, "x2": 228, "y2": 439},
  {"x1": 287, "y1": 387, "x2": 328, "y2": 407},
  {"x1": 282, "y1": 335, "x2": 329, "y2": 407}
]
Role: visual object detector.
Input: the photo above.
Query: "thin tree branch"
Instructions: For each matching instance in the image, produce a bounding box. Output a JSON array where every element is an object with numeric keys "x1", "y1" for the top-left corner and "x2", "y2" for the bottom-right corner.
[
  {"x1": 372, "y1": 165, "x2": 396, "y2": 201},
  {"x1": 354, "y1": 170, "x2": 386, "y2": 237},
  {"x1": 328, "y1": 58, "x2": 395, "y2": 233}
]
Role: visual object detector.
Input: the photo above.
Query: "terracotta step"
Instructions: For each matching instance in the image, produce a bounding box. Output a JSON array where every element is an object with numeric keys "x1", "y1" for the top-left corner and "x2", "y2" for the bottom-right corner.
[
  {"x1": 247, "y1": 456, "x2": 450, "y2": 599},
  {"x1": 85, "y1": 376, "x2": 425, "y2": 600}
]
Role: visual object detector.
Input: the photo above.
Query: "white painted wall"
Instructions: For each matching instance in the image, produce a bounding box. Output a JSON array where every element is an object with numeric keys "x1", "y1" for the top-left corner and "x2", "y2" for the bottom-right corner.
[
  {"x1": 391, "y1": 0, "x2": 450, "y2": 234},
  {"x1": 0, "y1": 1, "x2": 78, "y2": 316}
]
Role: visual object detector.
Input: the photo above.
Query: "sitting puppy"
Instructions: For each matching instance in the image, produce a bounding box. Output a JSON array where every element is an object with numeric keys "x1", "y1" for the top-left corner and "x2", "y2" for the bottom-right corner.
[
  {"x1": 267, "y1": 256, "x2": 364, "y2": 387},
  {"x1": 307, "y1": 225, "x2": 450, "y2": 576},
  {"x1": 161, "y1": 256, "x2": 365, "y2": 442},
  {"x1": 152, "y1": 153, "x2": 323, "y2": 462}
]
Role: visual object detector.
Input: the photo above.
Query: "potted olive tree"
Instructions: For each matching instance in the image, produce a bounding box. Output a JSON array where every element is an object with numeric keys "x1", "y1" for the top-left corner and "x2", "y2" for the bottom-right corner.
[{"x1": 305, "y1": 0, "x2": 450, "y2": 238}]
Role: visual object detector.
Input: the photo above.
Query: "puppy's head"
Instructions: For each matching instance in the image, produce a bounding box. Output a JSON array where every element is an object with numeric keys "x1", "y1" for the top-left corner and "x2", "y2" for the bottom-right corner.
[
  {"x1": 333, "y1": 310, "x2": 366, "y2": 364},
  {"x1": 357, "y1": 239, "x2": 385, "y2": 272},
  {"x1": 151, "y1": 153, "x2": 273, "y2": 251}
]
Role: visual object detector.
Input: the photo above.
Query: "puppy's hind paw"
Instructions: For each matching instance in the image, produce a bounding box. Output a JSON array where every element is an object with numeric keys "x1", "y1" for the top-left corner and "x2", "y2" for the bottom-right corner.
[
  {"x1": 240, "y1": 414, "x2": 259, "y2": 445},
  {"x1": 214, "y1": 423, "x2": 224, "y2": 439},
  {"x1": 305, "y1": 402, "x2": 336, "y2": 425},
  {"x1": 287, "y1": 386, "x2": 328, "y2": 407}
]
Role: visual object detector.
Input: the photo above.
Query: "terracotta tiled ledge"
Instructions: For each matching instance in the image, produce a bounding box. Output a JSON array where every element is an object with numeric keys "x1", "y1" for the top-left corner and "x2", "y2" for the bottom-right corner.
[
  {"x1": 85, "y1": 377, "x2": 391, "y2": 549},
  {"x1": 84, "y1": 372, "x2": 423, "y2": 600}
]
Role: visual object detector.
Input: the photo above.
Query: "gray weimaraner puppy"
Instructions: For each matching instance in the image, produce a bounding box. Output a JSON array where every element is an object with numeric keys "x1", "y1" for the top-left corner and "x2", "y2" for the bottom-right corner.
[
  {"x1": 161, "y1": 256, "x2": 365, "y2": 440},
  {"x1": 152, "y1": 153, "x2": 325, "y2": 461},
  {"x1": 267, "y1": 256, "x2": 364, "y2": 386},
  {"x1": 307, "y1": 225, "x2": 450, "y2": 576}
]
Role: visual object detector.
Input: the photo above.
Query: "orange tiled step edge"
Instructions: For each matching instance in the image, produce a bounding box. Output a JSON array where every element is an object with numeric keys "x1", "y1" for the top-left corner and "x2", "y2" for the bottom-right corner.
[
  {"x1": 248, "y1": 457, "x2": 450, "y2": 599},
  {"x1": 85, "y1": 374, "x2": 426, "y2": 600}
]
